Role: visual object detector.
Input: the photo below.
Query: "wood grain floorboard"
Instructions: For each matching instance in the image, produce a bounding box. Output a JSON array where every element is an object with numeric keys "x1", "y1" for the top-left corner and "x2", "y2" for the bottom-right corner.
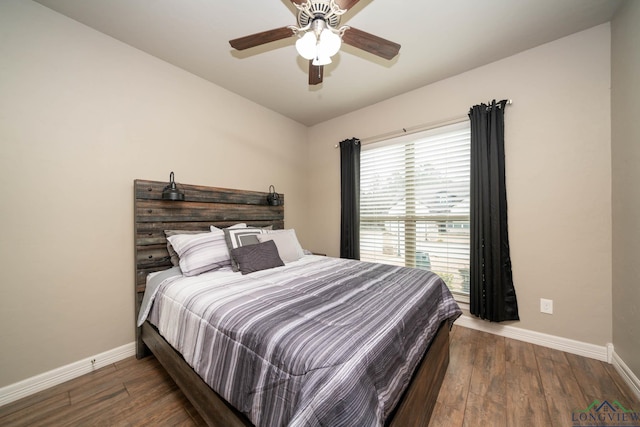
[
  {"x1": 536, "y1": 356, "x2": 586, "y2": 426},
  {"x1": 467, "y1": 330, "x2": 507, "y2": 423},
  {"x1": 505, "y1": 363, "x2": 551, "y2": 426},
  {"x1": 1, "y1": 325, "x2": 638, "y2": 426}
]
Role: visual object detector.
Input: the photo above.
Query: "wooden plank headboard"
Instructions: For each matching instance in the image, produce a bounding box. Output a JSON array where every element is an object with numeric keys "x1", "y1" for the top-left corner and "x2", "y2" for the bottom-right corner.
[{"x1": 133, "y1": 179, "x2": 284, "y2": 356}]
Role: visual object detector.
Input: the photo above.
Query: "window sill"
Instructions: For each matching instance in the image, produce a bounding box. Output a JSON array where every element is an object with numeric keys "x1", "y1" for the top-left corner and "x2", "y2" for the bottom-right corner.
[
  {"x1": 453, "y1": 292, "x2": 469, "y2": 308},
  {"x1": 456, "y1": 300, "x2": 470, "y2": 312}
]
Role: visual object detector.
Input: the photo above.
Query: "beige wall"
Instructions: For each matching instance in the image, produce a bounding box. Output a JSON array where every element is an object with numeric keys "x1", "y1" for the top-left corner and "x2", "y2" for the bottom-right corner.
[
  {"x1": 307, "y1": 25, "x2": 613, "y2": 346},
  {"x1": 611, "y1": 0, "x2": 640, "y2": 378},
  {"x1": 0, "y1": 0, "x2": 308, "y2": 388},
  {"x1": 1, "y1": 0, "x2": 631, "y2": 392}
]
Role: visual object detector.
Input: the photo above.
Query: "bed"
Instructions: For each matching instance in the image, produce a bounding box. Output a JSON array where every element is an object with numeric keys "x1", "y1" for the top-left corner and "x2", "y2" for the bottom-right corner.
[{"x1": 134, "y1": 179, "x2": 461, "y2": 427}]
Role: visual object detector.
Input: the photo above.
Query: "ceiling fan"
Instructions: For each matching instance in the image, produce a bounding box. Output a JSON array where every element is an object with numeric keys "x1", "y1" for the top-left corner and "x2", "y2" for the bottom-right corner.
[{"x1": 229, "y1": 0, "x2": 401, "y2": 85}]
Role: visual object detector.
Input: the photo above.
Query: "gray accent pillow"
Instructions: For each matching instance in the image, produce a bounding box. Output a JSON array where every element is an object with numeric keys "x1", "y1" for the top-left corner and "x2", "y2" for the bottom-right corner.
[
  {"x1": 224, "y1": 227, "x2": 266, "y2": 271},
  {"x1": 230, "y1": 240, "x2": 284, "y2": 275}
]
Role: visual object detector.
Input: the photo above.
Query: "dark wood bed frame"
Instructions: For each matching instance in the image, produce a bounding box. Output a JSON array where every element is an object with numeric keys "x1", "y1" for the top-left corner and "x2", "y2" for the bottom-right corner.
[{"x1": 134, "y1": 179, "x2": 450, "y2": 427}]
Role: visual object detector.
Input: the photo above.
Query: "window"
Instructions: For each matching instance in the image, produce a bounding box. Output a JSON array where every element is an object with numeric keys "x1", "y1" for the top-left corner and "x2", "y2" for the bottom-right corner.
[{"x1": 360, "y1": 121, "x2": 470, "y2": 299}]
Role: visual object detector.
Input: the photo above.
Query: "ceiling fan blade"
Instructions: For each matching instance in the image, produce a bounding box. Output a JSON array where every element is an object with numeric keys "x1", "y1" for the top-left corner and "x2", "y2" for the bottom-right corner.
[
  {"x1": 334, "y1": 0, "x2": 361, "y2": 11},
  {"x1": 342, "y1": 27, "x2": 401, "y2": 60},
  {"x1": 309, "y1": 61, "x2": 324, "y2": 85},
  {"x1": 229, "y1": 26, "x2": 295, "y2": 50}
]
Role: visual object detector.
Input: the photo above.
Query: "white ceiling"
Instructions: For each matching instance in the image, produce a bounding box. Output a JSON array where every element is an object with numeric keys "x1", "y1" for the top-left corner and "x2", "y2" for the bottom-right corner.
[{"x1": 34, "y1": 0, "x2": 622, "y2": 126}]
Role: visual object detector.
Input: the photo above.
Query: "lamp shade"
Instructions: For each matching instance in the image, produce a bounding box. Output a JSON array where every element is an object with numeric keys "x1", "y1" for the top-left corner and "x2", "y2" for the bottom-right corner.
[
  {"x1": 295, "y1": 22, "x2": 342, "y2": 64},
  {"x1": 296, "y1": 32, "x2": 317, "y2": 60},
  {"x1": 267, "y1": 185, "x2": 280, "y2": 206},
  {"x1": 312, "y1": 55, "x2": 332, "y2": 66},
  {"x1": 162, "y1": 172, "x2": 185, "y2": 201},
  {"x1": 319, "y1": 29, "x2": 341, "y2": 57}
]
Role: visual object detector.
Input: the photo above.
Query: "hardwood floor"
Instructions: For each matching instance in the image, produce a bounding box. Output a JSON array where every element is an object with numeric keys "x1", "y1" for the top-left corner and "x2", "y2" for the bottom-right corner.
[
  {"x1": 0, "y1": 356, "x2": 206, "y2": 426},
  {"x1": 430, "y1": 326, "x2": 640, "y2": 427},
  {"x1": 1, "y1": 325, "x2": 638, "y2": 426}
]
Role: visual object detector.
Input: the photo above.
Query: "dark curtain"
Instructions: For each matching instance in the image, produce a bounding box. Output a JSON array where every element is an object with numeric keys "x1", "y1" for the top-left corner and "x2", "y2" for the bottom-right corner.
[
  {"x1": 339, "y1": 138, "x2": 361, "y2": 260},
  {"x1": 469, "y1": 100, "x2": 519, "y2": 322}
]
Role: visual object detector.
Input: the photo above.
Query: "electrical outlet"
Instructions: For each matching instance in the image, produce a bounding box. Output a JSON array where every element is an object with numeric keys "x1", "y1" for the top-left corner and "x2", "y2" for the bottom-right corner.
[{"x1": 540, "y1": 298, "x2": 553, "y2": 314}]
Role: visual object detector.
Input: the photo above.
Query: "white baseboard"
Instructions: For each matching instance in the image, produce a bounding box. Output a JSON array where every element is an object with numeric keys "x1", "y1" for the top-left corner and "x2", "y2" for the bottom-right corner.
[
  {"x1": 0, "y1": 342, "x2": 136, "y2": 407},
  {"x1": 455, "y1": 314, "x2": 609, "y2": 361},
  {"x1": 611, "y1": 350, "x2": 640, "y2": 401}
]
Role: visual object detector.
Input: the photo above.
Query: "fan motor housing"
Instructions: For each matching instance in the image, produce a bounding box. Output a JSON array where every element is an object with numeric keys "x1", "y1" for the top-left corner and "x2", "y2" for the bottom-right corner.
[{"x1": 298, "y1": 1, "x2": 341, "y2": 28}]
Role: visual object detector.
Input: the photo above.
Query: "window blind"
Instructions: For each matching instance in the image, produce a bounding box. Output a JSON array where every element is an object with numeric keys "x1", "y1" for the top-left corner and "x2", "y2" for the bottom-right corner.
[{"x1": 360, "y1": 121, "x2": 471, "y2": 296}]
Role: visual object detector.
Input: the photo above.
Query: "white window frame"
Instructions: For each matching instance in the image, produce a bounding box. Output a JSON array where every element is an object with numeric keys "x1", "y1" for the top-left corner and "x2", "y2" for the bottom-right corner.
[{"x1": 360, "y1": 120, "x2": 471, "y2": 302}]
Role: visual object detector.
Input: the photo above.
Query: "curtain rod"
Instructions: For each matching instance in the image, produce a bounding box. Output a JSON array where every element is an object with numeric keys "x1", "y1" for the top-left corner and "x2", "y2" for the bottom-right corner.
[{"x1": 334, "y1": 99, "x2": 513, "y2": 148}]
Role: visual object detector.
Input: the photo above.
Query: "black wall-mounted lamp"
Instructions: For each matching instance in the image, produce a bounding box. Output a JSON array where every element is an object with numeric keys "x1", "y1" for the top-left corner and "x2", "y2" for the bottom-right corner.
[
  {"x1": 162, "y1": 171, "x2": 185, "y2": 201},
  {"x1": 267, "y1": 185, "x2": 280, "y2": 206}
]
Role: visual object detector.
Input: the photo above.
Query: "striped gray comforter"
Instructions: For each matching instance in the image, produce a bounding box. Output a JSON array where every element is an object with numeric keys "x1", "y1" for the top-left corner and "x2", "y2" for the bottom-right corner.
[{"x1": 146, "y1": 255, "x2": 461, "y2": 427}]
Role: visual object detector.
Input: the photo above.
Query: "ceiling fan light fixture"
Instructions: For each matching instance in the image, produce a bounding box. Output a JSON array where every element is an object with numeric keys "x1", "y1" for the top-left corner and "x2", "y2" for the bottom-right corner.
[
  {"x1": 295, "y1": 20, "x2": 342, "y2": 64},
  {"x1": 229, "y1": 0, "x2": 401, "y2": 85}
]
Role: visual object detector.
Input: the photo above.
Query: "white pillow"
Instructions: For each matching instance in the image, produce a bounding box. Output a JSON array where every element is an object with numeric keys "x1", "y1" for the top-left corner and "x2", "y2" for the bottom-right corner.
[
  {"x1": 210, "y1": 223, "x2": 246, "y2": 232},
  {"x1": 256, "y1": 229, "x2": 305, "y2": 263},
  {"x1": 167, "y1": 229, "x2": 231, "y2": 276}
]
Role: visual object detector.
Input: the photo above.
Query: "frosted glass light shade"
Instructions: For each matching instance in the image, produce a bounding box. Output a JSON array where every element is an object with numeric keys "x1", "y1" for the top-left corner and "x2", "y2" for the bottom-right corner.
[
  {"x1": 295, "y1": 26, "x2": 342, "y2": 64},
  {"x1": 319, "y1": 29, "x2": 341, "y2": 57},
  {"x1": 312, "y1": 55, "x2": 332, "y2": 66},
  {"x1": 296, "y1": 32, "x2": 317, "y2": 60}
]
